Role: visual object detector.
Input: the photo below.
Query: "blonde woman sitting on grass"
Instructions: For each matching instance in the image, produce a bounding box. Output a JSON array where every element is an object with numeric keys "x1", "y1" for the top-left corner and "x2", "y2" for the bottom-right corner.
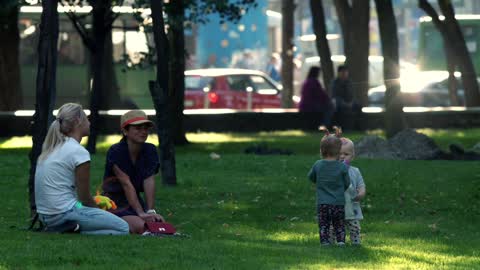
[{"x1": 35, "y1": 103, "x2": 129, "y2": 235}]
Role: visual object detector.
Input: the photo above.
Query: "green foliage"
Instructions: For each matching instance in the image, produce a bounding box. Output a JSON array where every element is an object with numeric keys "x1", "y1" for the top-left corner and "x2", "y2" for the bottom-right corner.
[
  {"x1": 132, "y1": 0, "x2": 258, "y2": 25},
  {"x1": 0, "y1": 129, "x2": 479, "y2": 269},
  {"x1": 179, "y1": 0, "x2": 258, "y2": 25}
]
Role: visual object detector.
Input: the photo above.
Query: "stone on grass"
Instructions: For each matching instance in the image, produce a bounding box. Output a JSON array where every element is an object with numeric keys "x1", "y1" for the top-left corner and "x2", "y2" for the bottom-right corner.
[
  {"x1": 355, "y1": 135, "x2": 398, "y2": 159},
  {"x1": 389, "y1": 129, "x2": 443, "y2": 160},
  {"x1": 472, "y1": 142, "x2": 480, "y2": 153},
  {"x1": 355, "y1": 129, "x2": 444, "y2": 160}
]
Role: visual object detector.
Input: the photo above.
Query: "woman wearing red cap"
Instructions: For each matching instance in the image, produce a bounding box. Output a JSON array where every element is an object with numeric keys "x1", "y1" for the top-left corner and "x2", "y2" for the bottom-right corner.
[{"x1": 102, "y1": 110, "x2": 165, "y2": 234}]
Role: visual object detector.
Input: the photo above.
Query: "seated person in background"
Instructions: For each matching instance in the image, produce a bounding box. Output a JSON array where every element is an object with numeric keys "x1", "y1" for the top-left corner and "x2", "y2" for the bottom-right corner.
[
  {"x1": 35, "y1": 103, "x2": 129, "y2": 235},
  {"x1": 102, "y1": 110, "x2": 165, "y2": 234},
  {"x1": 331, "y1": 65, "x2": 355, "y2": 113},
  {"x1": 299, "y1": 66, "x2": 334, "y2": 125}
]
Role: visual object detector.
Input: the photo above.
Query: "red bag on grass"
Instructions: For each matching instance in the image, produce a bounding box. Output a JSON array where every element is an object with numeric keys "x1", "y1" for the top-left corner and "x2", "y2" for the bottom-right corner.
[{"x1": 145, "y1": 222, "x2": 176, "y2": 234}]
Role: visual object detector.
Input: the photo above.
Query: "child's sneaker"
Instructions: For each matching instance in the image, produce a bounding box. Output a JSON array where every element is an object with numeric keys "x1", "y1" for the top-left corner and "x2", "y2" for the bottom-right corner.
[{"x1": 337, "y1": 242, "x2": 345, "y2": 246}]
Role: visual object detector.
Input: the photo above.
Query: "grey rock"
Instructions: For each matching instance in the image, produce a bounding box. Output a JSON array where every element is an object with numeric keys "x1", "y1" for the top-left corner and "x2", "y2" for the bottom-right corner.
[
  {"x1": 472, "y1": 142, "x2": 480, "y2": 153},
  {"x1": 355, "y1": 135, "x2": 398, "y2": 159},
  {"x1": 355, "y1": 129, "x2": 443, "y2": 160},
  {"x1": 389, "y1": 129, "x2": 443, "y2": 160}
]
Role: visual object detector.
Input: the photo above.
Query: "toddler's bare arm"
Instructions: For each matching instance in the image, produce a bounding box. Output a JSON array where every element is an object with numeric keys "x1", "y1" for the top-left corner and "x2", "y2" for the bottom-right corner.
[{"x1": 355, "y1": 186, "x2": 366, "y2": 201}]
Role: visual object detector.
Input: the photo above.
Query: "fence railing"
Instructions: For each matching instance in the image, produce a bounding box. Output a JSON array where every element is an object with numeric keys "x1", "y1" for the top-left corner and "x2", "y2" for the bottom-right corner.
[{"x1": 1, "y1": 107, "x2": 480, "y2": 137}]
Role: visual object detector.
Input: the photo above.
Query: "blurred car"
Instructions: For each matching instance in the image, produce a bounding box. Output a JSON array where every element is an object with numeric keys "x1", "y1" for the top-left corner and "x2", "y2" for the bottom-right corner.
[
  {"x1": 301, "y1": 54, "x2": 417, "y2": 90},
  {"x1": 184, "y1": 68, "x2": 292, "y2": 109},
  {"x1": 368, "y1": 71, "x2": 467, "y2": 107}
]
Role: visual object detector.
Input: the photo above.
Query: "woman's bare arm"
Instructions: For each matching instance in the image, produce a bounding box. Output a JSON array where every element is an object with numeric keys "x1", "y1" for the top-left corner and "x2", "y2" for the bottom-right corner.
[
  {"x1": 112, "y1": 164, "x2": 147, "y2": 216},
  {"x1": 75, "y1": 162, "x2": 97, "y2": 207},
  {"x1": 143, "y1": 176, "x2": 165, "y2": 222}
]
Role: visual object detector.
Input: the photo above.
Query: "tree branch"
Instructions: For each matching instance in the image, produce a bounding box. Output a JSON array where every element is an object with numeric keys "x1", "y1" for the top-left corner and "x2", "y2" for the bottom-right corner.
[
  {"x1": 418, "y1": 0, "x2": 445, "y2": 32},
  {"x1": 60, "y1": 2, "x2": 95, "y2": 51},
  {"x1": 333, "y1": 0, "x2": 351, "y2": 34},
  {"x1": 104, "y1": 10, "x2": 117, "y2": 31},
  {"x1": 105, "y1": 0, "x2": 124, "y2": 31},
  {"x1": 310, "y1": 0, "x2": 334, "y2": 93},
  {"x1": 438, "y1": 0, "x2": 456, "y2": 22}
]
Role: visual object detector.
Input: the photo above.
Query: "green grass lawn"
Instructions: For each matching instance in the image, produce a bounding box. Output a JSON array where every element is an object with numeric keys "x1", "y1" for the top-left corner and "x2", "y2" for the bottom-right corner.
[{"x1": 0, "y1": 129, "x2": 479, "y2": 269}]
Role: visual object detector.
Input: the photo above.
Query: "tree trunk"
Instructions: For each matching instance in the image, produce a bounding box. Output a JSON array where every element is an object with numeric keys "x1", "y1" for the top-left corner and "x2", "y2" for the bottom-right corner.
[
  {"x1": 150, "y1": 0, "x2": 177, "y2": 186},
  {"x1": 101, "y1": 31, "x2": 122, "y2": 109},
  {"x1": 445, "y1": 44, "x2": 459, "y2": 105},
  {"x1": 419, "y1": 0, "x2": 479, "y2": 106},
  {"x1": 64, "y1": 1, "x2": 120, "y2": 110},
  {"x1": 349, "y1": 1, "x2": 370, "y2": 107},
  {"x1": 0, "y1": 4, "x2": 22, "y2": 110},
  {"x1": 86, "y1": 1, "x2": 109, "y2": 154},
  {"x1": 28, "y1": 0, "x2": 59, "y2": 217},
  {"x1": 418, "y1": 0, "x2": 460, "y2": 106},
  {"x1": 281, "y1": 0, "x2": 295, "y2": 108},
  {"x1": 310, "y1": 0, "x2": 334, "y2": 95},
  {"x1": 375, "y1": 0, "x2": 406, "y2": 138},
  {"x1": 168, "y1": 0, "x2": 189, "y2": 145},
  {"x1": 333, "y1": 0, "x2": 351, "y2": 65},
  {"x1": 438, "y1": 0, "x2": 480, "y2": 106},
  {"x1": 334, "y1": 0, "x2": 370, "y2": 107}
]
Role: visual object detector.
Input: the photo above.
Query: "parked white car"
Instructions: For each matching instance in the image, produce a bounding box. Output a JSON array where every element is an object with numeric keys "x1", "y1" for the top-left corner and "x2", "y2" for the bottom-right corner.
[{"x1": 368, "y1": 71, "x2": 467, "y2": 107}]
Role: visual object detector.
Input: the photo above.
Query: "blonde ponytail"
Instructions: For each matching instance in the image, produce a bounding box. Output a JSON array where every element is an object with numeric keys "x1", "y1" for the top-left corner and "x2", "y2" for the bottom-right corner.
[{"x1": 38, "y1": 103, "x2": 87, "y2": 161}]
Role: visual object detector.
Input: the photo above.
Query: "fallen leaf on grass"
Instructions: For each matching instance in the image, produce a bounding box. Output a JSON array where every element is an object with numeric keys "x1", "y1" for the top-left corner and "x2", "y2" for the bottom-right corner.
[{"x1": 209, "y1": 152, "x2": 221, "y2": 160}]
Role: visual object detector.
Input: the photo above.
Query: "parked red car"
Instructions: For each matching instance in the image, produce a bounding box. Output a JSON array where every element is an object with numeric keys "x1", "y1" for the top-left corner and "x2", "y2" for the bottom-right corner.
[{"x1": 184, "y1": 68, "x2": 289, "y2": 110}]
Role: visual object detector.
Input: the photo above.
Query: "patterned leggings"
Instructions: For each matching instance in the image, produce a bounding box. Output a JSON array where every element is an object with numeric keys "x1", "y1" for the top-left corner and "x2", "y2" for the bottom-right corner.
[
  {"x1": 317, "y1": 204, "x2": 345, "y2": 244},
  {"x1": 329, "y1": 220, "x2": 362, "y2": 244},
  {"x1": 346, "y1": 220, "x2": 361, "y2": 244}
]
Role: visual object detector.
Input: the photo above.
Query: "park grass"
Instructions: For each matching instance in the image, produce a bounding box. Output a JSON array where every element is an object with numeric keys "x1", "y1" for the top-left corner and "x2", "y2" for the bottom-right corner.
[
  {"x1": 1, "y1": 127, "x2": 479, "y2": 154},
  {"x1": 0, "y1": 129, "x2": 479, "y2": 269}
]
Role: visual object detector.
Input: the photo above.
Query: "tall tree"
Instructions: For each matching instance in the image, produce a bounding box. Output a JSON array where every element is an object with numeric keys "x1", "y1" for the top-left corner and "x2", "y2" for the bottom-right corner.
[
  {"x1": 418, "y1": 0, "x2": 458, "y2": 105},
  {"x1": 0, "y1": 1, "x2": 22, "y2": 110},
  {"x1": 167, "y1": 0, "x2": 188, "y2": 145},
  {"x1": 334, "y1": 0, "x2": 370, "y2": 106},
  {"x1": 375, "y1": 0, "x2": 406, "y2": 138},
  {"x1": 418, "y1": 0, "x2": 480, "y2": 107},
  {"x1": 281, "y1": 0, "x2": 295, "y2": 108},
  {"x1": 61, "y1": 0, "x2": 124, "y2": 153},
  {"x1": 28, "y1": 0, "x2": 59, "y2": 217},
  {"x1": 150, "y1": 0, "x2": 177, "y2": 186},
  {"x1": 85, "y1": 0, "x2": 109, "y2": 154},
  {"x1": 309, "y1": 0, "x2": 334, "y2": 95}
]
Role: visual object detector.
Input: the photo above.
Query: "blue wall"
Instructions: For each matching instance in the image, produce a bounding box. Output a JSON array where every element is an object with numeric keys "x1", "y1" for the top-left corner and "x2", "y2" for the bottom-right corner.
[{"x1": 196, "y1": 0, "x2": 268, "y2": 70}]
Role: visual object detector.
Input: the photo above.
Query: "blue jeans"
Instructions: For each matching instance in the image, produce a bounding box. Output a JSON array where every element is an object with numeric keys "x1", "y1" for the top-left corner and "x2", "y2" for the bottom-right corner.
[{"x1": 39, "y1": 206, "x2": 129, "y2": 235}]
